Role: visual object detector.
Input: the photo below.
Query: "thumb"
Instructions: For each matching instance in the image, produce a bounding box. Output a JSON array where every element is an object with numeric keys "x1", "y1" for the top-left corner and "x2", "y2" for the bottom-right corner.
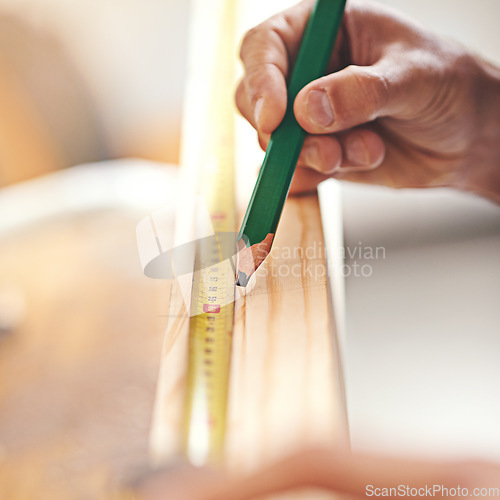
[{"x1": 294, "y1": 62, "x2": 406, "y2": 134}]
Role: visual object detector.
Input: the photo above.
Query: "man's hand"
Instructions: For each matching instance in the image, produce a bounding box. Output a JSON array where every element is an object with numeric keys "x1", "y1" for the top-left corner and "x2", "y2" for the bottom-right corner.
[{"x1": 236, "y1": 0, "x2": 500, "y2": 201}]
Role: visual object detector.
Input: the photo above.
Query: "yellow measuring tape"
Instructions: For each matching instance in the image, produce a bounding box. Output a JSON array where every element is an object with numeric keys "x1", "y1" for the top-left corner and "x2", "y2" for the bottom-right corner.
[{"x1": 181, "y1": 0, "x2": 237, "y2": 466}]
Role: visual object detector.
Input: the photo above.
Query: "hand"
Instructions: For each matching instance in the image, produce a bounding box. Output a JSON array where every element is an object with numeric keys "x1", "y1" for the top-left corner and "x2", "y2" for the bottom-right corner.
[
  {"x1": 236, "y1": 0, "x2": 500, "y2": 201},
  {"x1": 133, "y1": 447, "x2": 500, "y2": 499}
]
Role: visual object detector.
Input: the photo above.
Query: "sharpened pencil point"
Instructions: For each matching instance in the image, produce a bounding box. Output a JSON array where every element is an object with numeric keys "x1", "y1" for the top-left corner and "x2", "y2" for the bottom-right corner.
[
  {"x1": 235, "y1": 233, "x2": 275, "y2": 287},
  {"x1": 236, "y1": 271, "x2": 249, "y2": 287}
]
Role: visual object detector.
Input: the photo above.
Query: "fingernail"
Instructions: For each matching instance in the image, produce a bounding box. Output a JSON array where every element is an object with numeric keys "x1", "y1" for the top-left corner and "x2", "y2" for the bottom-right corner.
[
  {"x1": 347, "y1": 136, "x2": 370, "y2": 165},
  {"x1": 307, "y1": 90, "x2": 334, "y2": 127},
  {"x1": 302, "y1": 141, "x2": 320, "y2": 167},
  {"x1": 254, "y1": 97, "x2": 264, "y2": 128}
]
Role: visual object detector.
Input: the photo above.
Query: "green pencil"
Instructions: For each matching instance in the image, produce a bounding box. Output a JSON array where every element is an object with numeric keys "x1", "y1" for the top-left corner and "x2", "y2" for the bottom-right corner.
[{"x1": 236, "y1": 0, "x2": 347, "y2": 286}]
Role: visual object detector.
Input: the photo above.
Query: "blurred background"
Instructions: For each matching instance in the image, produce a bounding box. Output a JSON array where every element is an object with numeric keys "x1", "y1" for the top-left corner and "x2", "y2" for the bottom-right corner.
[
  {"x1": 0, "y1": 0, "x2": 500, "y2": 498},
  {"x1": 0, "y1": 1, "x2": 191, "y2": 497},
  {"x1": 0, "y1": 0, "x2": 189, "y2": 187},
  {"x1": 1, "y1": 0, "x2": 500, "y2": 186}
]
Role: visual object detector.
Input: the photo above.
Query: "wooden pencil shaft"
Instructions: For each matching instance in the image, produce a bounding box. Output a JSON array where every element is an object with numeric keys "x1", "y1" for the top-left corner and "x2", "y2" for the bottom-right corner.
[{"x1": 238, "y1": 0, "x2": 346, "y2": 247}]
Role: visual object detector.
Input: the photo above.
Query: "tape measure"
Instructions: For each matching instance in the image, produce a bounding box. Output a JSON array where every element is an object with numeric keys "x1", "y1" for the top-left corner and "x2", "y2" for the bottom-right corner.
[{"x1": 181, "y1": 0, "x2": 237, "y2": 466}]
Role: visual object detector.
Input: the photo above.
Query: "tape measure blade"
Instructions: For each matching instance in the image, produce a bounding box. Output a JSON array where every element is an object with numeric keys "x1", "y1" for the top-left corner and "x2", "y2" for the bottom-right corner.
[{"x1": 180, "y1": 0, "x2": 237, "y2": 466}]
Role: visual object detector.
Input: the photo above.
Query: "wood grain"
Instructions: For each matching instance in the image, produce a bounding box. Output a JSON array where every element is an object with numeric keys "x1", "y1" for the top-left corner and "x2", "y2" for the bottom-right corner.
[
  {"x1": 0, "y1": 0, "x2": 347, "y2": 497},
  {"x1": 226, "y1": 195, "x2": 348, "y2": 473},
  {"x1": 149, "y1": 1, "x2": 348, "y2": 497}
]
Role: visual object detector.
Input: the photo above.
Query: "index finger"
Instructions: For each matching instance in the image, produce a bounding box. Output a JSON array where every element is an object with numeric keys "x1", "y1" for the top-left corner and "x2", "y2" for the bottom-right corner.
[{"x1": 238, "y1": 0, "x2": 315, "y2": 134}]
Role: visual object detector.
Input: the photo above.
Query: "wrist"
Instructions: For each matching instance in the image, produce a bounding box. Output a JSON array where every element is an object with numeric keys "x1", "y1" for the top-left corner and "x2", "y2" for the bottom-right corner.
[{"x1": 458, "y1": 55, "x2": 500, "y2": 203}]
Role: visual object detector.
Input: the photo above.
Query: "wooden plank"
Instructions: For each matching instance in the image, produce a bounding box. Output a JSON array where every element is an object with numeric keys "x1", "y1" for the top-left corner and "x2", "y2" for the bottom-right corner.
[
  {"x1": 149, "y1": 1, "x2": 348, "y2": 494},
  {"x1": 226, "y1": 194, "x2": 348, "y2": 475}
]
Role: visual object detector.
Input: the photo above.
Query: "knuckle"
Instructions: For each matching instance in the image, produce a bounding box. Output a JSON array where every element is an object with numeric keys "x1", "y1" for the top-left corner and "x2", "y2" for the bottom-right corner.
[
  {"x1": 246, "y1": 63, "x2": 271, "y2": 88},
  {"x1": 240, "y1": 23, "x2": 267, "y2": 61},
  {"x1": 244, "y1": 62, "x2": 285, "y2": 106},
  {"x1": 371, "y1": 72, "x2": 390, "y2": 113},
  {"x1": 351, "y1": 65, "x2": 390, "y2": 118}
]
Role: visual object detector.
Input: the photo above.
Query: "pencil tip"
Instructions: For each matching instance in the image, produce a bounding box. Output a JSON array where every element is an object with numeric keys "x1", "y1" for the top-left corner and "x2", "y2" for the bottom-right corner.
[
  {"x1": 236, "y1": 271, "x2": 249, "y2": 287},
  {"x1": 235, "y1": 232, "x2": 274, "y2": 288}
]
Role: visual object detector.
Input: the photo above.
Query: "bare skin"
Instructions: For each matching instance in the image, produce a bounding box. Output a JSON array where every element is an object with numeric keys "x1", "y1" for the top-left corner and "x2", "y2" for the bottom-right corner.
[
  {"x1": 133, "y1": 447, "x2": 500, "y2": 499},
  {"x1": 135, "y1": 1, "x2": 500, "y2": 497},
  {"x1": 236, "y1": 0, "x2": 500, "y2": 202}
]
